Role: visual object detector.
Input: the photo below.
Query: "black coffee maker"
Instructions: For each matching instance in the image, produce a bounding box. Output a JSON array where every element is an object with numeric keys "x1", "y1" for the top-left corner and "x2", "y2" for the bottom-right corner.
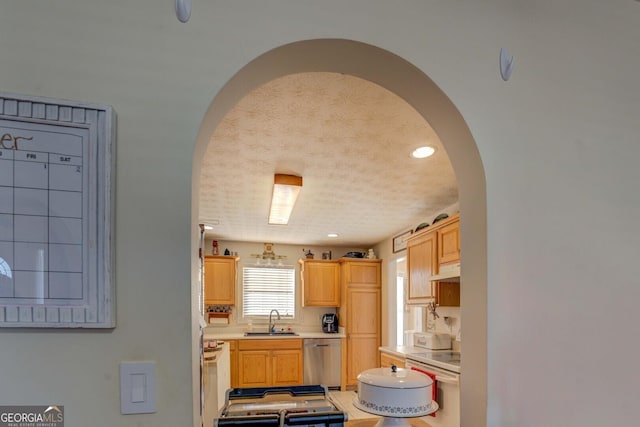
[{"x1": 322, "y1": 313, "x2": 338, "y2": 333}]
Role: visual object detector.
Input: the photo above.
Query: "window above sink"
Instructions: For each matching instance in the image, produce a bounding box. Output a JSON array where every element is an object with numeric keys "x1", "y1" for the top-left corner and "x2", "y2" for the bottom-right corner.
[{"x1": 242, "y1": 266, "x2": 296, "y2": 320}]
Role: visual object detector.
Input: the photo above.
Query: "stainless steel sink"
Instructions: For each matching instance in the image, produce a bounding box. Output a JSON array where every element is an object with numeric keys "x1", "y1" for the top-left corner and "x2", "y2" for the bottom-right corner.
[{"x1": 244, "y1": 331, "x2": 299, "y2": 336}]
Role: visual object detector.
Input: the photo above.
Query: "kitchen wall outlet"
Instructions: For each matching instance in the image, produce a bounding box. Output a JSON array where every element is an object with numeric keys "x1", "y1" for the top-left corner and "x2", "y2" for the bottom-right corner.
[{"x1": 120, "y1": 361, "x2": 156, "y2": 414}]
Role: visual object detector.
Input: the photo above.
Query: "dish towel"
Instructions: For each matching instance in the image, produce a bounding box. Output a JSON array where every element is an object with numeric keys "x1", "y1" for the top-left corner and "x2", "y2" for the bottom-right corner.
[{"x1": 410, "y1": 366, "x2": 438, "y2": 417}]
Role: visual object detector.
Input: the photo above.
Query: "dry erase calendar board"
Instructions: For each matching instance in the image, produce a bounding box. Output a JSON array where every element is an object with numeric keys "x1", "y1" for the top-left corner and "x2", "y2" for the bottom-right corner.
[{"x1": 0, "y1": 93, "x2": 115, "y2": 328}]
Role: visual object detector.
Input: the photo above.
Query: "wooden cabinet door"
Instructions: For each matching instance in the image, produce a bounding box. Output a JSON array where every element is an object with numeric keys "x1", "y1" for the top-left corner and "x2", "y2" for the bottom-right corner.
[
  {"x1": 407, "y1": 233, "x2": 437, "y2": 303},
  {"x1": 237, "y1": 339, "x2": 302, "y2": 387},
  {"x1": 204, "y1": 256, "x2": 237, "y2": 305},
  {"x1": 436, "y1": 281, "x2": 460, "y2": 307},
  {"x1": 339, "y1": 259, "x2": 382, "y2": 388},
  {"x1": 301, "y1": 260, "x2": 340, "y2": 306},
  {"x1": 343, "y1": 261, "x2": 380, "y2": 287},
  {"x1": 438, "y1": 219, "x2": 460, "y2": 265},
  {"x1": 380, "y1": 352, "x2": 406, "y2": 369},
  {"x1": 272, "y1": 349, "x2": 303, "y2": 385},
  {"x1": 347, "y1": 289, "x2": 380, "y2": 334},
  {"x1": 346, "y1": 288, "x2": 380, "y2": 386},
  {"x1": 238, "y1": 350, "x2": 270, "y2": 387},
  {"x1": 228, "y1": 340, "x2": 238, "y2": 388},
  {"x1": 347, "y1": 336, "x2": 379, "y2": 385}
]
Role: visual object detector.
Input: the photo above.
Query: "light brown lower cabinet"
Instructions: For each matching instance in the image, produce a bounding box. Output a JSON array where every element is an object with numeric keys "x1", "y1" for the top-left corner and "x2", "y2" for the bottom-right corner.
[
  {"x1": 272, "y1": 349, "x2": 304, "y2": 386},
  {"x1": 238, "y1": 350, "x2": 270, "y2": 387},
  {"x1": 380, "y1": 351, "x2": 406, "y2": 369},
  {"x1": 347, "y1": 336, "x2": 379, "y2": 385},
  {"x1": 236, "y1": 339, "x2": 303, "y2": 388}
]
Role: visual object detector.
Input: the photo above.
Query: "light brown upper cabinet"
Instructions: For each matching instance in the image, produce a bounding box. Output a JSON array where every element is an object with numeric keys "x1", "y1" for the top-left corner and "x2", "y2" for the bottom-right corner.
[
  {"x1": 299, "y1": 259, "x2": 341, "y2": 307},
  {"x1": 438, "y1": 216, "x2": 461, "y2": 265},
  {"x1": 406, "y1": 213, "x2": 460, "y2": 306},
  {"x1": 204, "y1": 255, "x2": 238, "y2": 306},
  {"x1": 407, "y1": 231, "x2": 438, "y2": 303}
]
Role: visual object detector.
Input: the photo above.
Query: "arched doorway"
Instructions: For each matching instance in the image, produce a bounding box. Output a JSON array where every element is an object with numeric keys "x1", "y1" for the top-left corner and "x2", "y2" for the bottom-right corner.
[{"x1": 192, "y1": 39, "x2": 487, "y2": 427}]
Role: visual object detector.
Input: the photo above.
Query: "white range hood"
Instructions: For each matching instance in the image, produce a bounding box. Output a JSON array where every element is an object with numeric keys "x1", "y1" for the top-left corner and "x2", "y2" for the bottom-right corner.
[{"x1": 431, "y1": 262, "x2": 460, "y2": 282}]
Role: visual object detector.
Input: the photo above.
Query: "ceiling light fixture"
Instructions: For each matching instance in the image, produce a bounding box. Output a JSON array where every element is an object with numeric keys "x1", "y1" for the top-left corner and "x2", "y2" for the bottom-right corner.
[
  {"x1": 411, "y1": 146, "x2": 435, "y2": 159},
  {"x1": 268, "y1": 174, "x2": 303, "y2": 225},
  {"x1": 328, "y1": 233, "x2": 339, "y2": 238}
]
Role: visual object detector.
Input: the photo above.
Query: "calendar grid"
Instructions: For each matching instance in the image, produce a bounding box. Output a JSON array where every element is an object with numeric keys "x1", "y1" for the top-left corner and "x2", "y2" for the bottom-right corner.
[{"x1": 1, "y1": 125, "x2": 87, "y2": 305}]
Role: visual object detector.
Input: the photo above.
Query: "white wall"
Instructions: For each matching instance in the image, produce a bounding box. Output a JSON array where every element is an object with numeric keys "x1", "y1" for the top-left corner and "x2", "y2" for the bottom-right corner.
[{"x1": 1, "y1": 1, "x2": 639, "y2": 427}]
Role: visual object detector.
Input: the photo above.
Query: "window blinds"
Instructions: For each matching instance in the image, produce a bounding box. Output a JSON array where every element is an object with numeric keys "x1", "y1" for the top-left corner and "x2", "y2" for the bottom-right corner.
[{"x1": 242, "y1": 266, "x2": 295, "y2": 318}]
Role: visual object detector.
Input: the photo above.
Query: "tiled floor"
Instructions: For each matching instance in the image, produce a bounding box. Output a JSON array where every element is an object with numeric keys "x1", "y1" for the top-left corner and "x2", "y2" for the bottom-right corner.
[
  {"x1": 329, "y1": 391, "x2": 433, "y2": 427},
  {"x1": 329, "y1": 390, "x2": 379, "y2": 421}
]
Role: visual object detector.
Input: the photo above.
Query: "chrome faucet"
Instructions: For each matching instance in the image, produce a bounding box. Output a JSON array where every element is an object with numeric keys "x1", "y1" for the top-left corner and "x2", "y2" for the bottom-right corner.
[{"x1": 268, "y1": 309, "x2": 281, "y2": 333}]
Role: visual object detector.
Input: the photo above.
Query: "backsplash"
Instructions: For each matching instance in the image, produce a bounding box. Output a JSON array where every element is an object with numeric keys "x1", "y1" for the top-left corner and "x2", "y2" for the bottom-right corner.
[{"x1": 425, "y1": 306, "x2": 461, "y2": 352}]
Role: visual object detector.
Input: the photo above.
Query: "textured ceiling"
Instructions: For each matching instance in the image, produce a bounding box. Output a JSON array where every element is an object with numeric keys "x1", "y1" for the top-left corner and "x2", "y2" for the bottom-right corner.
[{"x1": 199, "y1": 72, "x2": 458, "y2": 247}]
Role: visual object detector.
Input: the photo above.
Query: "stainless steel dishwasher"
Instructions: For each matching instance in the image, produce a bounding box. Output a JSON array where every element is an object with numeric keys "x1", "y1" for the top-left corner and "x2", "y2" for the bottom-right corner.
[{"x1": 303, "y1": 338, "x2": 341, "y2": 389}]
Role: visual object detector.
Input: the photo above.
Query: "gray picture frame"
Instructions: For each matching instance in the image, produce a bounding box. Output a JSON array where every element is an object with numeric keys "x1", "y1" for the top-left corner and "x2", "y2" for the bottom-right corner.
[
  {"x1": 0, "y1": 92, "x2": 116, "y2": 328},
  {"x1": 392, "y1": 229, "x2": 413, "y2": 253}
]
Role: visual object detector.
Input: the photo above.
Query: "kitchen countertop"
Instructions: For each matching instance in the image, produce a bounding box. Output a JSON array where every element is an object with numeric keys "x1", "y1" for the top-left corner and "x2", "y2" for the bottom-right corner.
[
  {"x1": 380, "y1": 345, "x2": 461, "y2": 374},
  {"x1": 203, "y1": 342, "x2": 229, "y2": 362},
  {"x1": 205, "y1": 330, "x2": 346, "y2": 340},
  {"x1": 378, "y1": 345, "x2": 427, "y2": 358}
]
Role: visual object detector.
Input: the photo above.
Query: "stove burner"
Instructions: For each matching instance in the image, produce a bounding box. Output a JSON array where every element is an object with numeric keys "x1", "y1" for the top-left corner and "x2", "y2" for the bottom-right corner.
[{"x1": 215, "y1": 385, "x2": 346, "y2": 426}]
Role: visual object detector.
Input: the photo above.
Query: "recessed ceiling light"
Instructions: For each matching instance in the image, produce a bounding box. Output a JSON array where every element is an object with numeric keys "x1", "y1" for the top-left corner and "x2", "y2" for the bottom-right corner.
[
  {"x1": 411, "y1": 146, "x2": 435, "y2": 159},
  {"x1": 328, "y1": 233, "x2": 339, "y2": 238}
]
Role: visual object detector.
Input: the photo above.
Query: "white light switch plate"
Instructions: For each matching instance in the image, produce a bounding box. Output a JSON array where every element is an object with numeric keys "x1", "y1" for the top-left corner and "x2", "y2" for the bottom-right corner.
[{"x1": 120, "y1": 361, "x2": 156, "y2": 414}]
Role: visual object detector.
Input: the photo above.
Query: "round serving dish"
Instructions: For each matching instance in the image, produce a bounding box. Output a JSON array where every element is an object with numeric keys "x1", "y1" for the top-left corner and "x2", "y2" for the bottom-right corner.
[{"x1": 355, "y1": 366, "x2": 437, "y2": 418}]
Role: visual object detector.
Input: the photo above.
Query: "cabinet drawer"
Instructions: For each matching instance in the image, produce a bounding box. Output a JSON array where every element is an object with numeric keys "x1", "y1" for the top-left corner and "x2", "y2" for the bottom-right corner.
[{"x1": 239, "y1": 338, "x2": 302, "y2": 351}]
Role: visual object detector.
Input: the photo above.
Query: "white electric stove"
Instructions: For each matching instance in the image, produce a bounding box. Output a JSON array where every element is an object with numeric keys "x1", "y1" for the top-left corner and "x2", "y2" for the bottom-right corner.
[
  {"x1": 406, "y1": 351, "x2": 460, "y2": 374},
  {"x1": 403, "y1": 333, "x2": 461, "y2": 427}
]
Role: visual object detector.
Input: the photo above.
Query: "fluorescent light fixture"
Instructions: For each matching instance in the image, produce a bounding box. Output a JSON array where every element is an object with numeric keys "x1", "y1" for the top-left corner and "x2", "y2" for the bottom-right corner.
[
  {"x1": 204, "y1": 225, "x2": 214, "y2": 230},
  {"x1": 411, "y1": 146, "x2": 435, "y2": 159},
  {"x1": 268, "y1": 174, "x2": 303, "y2": 225},
  {"x1": 327, "y1": 233, "x2": 339, "y2": 238}
]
